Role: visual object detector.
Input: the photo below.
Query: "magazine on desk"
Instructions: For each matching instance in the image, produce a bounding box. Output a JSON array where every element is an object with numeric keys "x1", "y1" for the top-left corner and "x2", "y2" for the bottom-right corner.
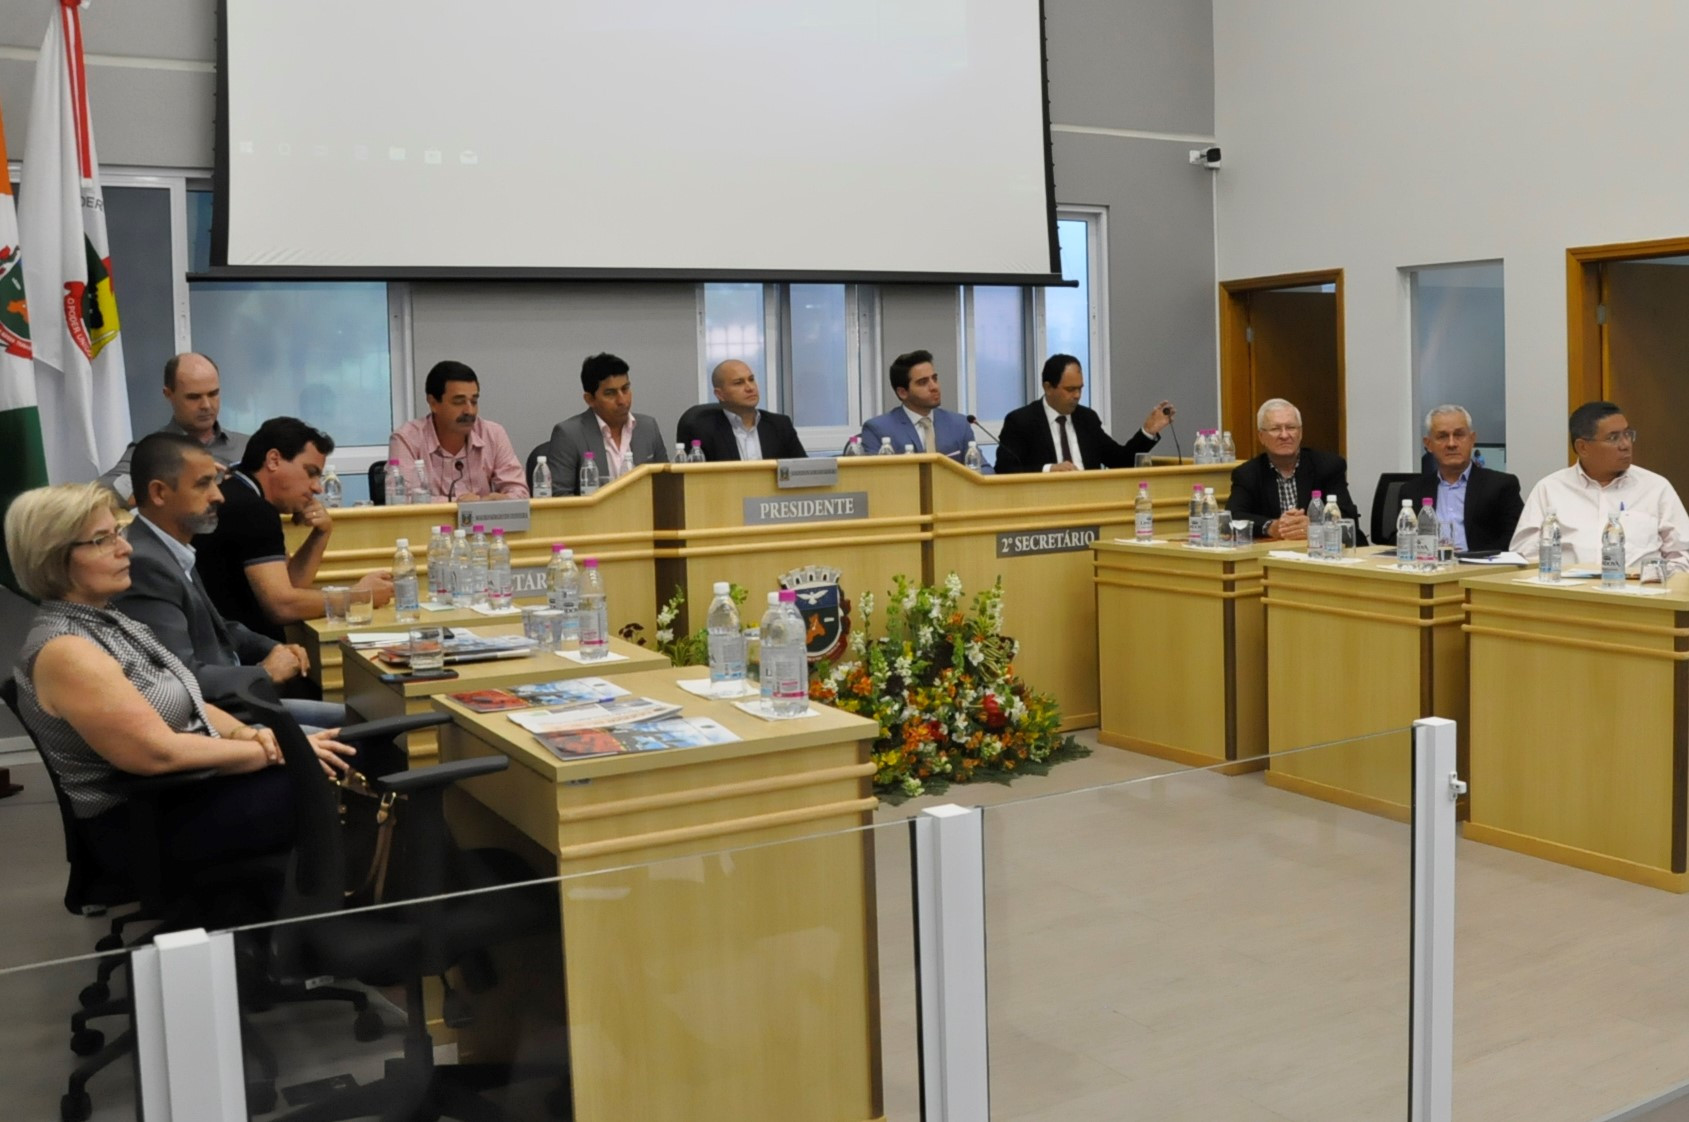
[
  {"x1": 378, "y1": 631, "x2": 537, "y2": 667},
  {"x1": 510, "y1": 677, "x2": 630, "y2": 707},
  {"x1": 533, "y1": 716, "x2": 740, "y2": 760},
  {"x1": 507, "y1": 696, "x2": 684, "y2": 734}
]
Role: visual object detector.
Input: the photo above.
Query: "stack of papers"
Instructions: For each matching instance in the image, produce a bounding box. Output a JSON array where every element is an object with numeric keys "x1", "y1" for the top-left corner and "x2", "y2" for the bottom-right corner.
[{"x1": 508, "y1": 696, "x2": 684, "y2": 734}]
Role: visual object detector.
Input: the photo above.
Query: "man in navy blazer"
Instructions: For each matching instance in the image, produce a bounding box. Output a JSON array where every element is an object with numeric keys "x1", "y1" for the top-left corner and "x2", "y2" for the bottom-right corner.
[
  {"x1": 676, "y1": 360, "x2": 807, "y2": 462},
  {"x1": 113, "y1": 432, "x2": 344, "y2": 725},
  {"x1": 1397, "y1": 404, "x2": 1523, "y2": 552},
  {"x1": 994, "y1": 354, "x2": 1175, "y2": 474},
  {"x1": 859, "y1": 349, "x2": 972, "y2": 457}
]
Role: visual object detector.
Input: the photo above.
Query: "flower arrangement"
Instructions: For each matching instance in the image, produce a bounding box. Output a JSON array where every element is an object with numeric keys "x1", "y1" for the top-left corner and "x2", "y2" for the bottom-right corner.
[{"x1": 813, "y1": 573, "x2": 1080, "y2": 797}]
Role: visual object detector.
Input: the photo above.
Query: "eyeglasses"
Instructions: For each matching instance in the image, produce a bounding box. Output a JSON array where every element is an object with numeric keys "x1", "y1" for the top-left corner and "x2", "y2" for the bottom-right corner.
[
  {"x1": 68, "y1": 530, "x2": 125, "y2": 555},
  {"x1": 1590, "y1": 429, "x2": 1639, "y2": 446},
  {"x1": 1260, "y1": 425, "x2": 1302, "y2": 436}
]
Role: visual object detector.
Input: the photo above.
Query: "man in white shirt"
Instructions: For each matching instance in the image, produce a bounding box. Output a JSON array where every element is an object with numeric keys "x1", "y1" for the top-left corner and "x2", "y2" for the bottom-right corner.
[{"x1": 1511, "y1": 401, "x2": 1689, "y2": 574}]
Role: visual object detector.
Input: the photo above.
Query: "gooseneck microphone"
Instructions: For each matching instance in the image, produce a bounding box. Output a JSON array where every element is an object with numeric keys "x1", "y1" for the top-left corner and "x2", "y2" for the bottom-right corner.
[{"x1": 965, "y1": 414, "x2": 1001, "y2": 444}]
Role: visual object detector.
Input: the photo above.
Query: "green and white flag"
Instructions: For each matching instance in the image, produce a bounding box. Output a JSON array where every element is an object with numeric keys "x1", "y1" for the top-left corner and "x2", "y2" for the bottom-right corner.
[
  {"x1": 19, "y1": 0, "x2": 129, "y2": 486},
  {"x1": 0, "y1": 89, "x2": 46, "y2": 591}
]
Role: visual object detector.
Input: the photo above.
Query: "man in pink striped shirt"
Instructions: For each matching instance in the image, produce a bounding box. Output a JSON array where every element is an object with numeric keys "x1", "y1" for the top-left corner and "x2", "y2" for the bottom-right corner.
[{"x1": 388, "y1": 360, "x2": 529, "y2": 501}]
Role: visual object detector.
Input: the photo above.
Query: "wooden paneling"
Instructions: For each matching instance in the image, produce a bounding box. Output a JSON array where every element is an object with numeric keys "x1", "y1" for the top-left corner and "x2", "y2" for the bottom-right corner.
[
  {"x1": 1249, "y1": 290, "x2": 1342, "y2": 457},
  {"x1": 435, "y1": 668, "x2": 883, "y2": 1122}
]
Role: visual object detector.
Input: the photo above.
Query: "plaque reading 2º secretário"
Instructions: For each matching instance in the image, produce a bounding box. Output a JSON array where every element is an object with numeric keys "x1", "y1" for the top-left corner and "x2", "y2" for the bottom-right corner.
[
  {"x1": 996, "y1": 526, "x2": 1100, "y2": 558},
  {"x1": 742, "y1": 492, "x2": 870, "y2": 526}
]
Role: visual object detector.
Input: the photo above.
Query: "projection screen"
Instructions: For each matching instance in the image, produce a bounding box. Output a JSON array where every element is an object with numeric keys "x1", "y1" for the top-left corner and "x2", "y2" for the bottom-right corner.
[{"x1": 213, "y1": 0, "x2": 1062, "y2": 283}]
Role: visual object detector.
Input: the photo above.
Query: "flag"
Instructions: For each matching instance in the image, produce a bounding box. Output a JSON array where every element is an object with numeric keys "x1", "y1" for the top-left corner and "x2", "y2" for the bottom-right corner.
[
  {"x1": 19, "y1": 0, "x2": 129, "y2": 486},
  {"x1": 0, "y1": 89, "x2": 46, "y2": 593}
]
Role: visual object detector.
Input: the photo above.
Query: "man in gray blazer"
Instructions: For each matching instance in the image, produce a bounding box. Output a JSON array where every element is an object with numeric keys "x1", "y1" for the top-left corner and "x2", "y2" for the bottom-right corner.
[
  {"x1": 113, "y1": 432, "x2": 345, "y2": 727},
  {"x1": 545, "y1": 352, "x2": 670, "y2": 495}
]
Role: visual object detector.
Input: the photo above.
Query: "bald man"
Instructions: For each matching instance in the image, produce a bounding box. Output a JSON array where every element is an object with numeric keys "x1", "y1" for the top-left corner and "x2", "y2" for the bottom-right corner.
[
  {"x1": 98, "y1": 353, "x2": 249, "y2": 503},
  {"x1": 675, "y1": 359, "x2": 808, "y2": 462}
]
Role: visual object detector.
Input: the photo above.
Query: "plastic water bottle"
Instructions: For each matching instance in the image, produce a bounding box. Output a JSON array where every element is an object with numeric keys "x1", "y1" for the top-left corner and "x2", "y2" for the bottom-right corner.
[
  {"x1": 1187, "y1": 485, "x2": 1203, "y2": 546},
  {"x1": 546, "y1": 546, "x2": 581, "y2": 648},
  {"x1": 674, "y1": 442, "x2": 686, "y2": 462},
  {"x1": 763, "y1": 589, "x2": 809, "y2": 716},
  {"x1": 1200, "y1": 486, "x2": 1220, "y2": 547},
  {"x1": 689, "y1": 440, "x2": 706, "y2": 463},
  {"x1": 1306, "y1": 491, "x2": 1325, "y2": 556},
  {"x1": 964, "y1": 441, "x2": 985, "y2": 471},
  {"x1": 467, "y1": 524, "x2": 490, "y2": 607},
  {"x1": 487, "y1": 528, "x2": 513, "y2": 610},
  {"x1": 1135, "y1": 482, "x2": 1154, "y2": 542},
  {"x1": 322, "y1": 464, "x2": 343, "y2": 509},
  {"x1": 706, "y1": 582, "x2": 747, "y2": 697},
  {"x1": 449, "y1": 529, "x2": 471, "y2": 606},
  {"x1": 1219, "y1": 431, "x2": 1236, "y2": 462},
  {"x1": 1539, "y1": 509, "x2": 1562, "y2": 583},
  {"x1": 842, "y1": 436, "x2": 865, "y2": 456},
  {"x1": 579, "y1": 451, "x2": 601, "y2": 495},
  {"x1": 532, "y1": 455, "x2": 553, "y2": 498},
  {"x1": 1395, "y1": 500, "x2": 1416, "y2": 568},
  {"x1": 428, "y1": 525, "x2": 452, "y2": 604},
  {"x1": 1602, "y1": 508, "x2": 1626, "y2": 589},
  {"x1": 1323, "y1": 495, "x2": 1344, "y2": 560},
  {"x1": 876, "y1": 437, "x2": 895, "y2": 456},
  {"x1": 577, "y1": 558, "x2": 609, "y2": 660},
  {"x1": 393, "y1": 538, "x2": 420, "y2": 624},
  {"x1": 758, "y1": 591, "x2": 780, "y2": 706},
  {"x1": 411, "y1": 458, "x2": 430, "y2": 503},
  {"x1": 384, "y1": 459, "x2": 406, "y2": 506},
  {"x1": 1415, "y1": 498, "x2": 1439, "y2": 572},
  {"x1": 903, "y1": 443, "x2": 916, "y2": 455}
]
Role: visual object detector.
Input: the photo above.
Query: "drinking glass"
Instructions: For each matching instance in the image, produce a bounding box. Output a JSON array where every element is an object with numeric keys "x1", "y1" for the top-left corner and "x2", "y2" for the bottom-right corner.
[
  {"x1": 1230, "y1": 520, "x2": 1253, "y2": 548},
  {"x1": 322, "y1": 585, "x2": 351, "y2": 626},
  {"x1": 347, "y1": 586, "x2": 375, "y2": 625},
  {"x1": 1133, "y1": 453, "x2": 1154, "y2": 468},
  {"x1": 408, "y1": 626, "x2": 446, "y2": 672}
]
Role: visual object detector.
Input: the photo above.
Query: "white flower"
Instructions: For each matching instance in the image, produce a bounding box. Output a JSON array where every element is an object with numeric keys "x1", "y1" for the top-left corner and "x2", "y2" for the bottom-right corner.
[
  {"x1": 860, "y1": 591, "x2": 875, "y2": 617},
  {"x1": 965, "y1": 640, "x2": 984, "y2": 666},
  {"x1": 944, "y1": 572, "x2": 964, "y2": 597},
  {"x1": 917, "y1": 627, "x2": 934, "y2": 649},
  {"x1": 656, "y1": 628, "x2": 674, "y2": 644},
  {"x1": 656, "y1": 603, "x2": 678, "y2": 626},
  {"x1": 901, "y1": 775, "x2": 925, "y2": 797}
]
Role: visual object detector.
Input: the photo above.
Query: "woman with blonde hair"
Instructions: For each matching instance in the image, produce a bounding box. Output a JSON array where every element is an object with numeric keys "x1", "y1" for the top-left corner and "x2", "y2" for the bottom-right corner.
[{"x1": 7, "y1": 482, "x2": 354, "y2": 877}]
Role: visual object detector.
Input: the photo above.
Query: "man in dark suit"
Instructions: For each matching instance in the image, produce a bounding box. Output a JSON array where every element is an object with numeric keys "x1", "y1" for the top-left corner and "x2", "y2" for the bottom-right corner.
[
  {"x1": 114, "y1": 432, "x2": 345, "y2": 727},
  {"x1": 676, "y1": 359, "x2": 807, "y2": 462},
  {"x1": 1226, "y1": 398, "x2": 1368, "y2": 543},
  {"x1": 993, "y1": 354, "x2": 1175, "y2": 474},
  {"x1": 1398, "y1": 404, "x2": 1522, "y2": 552},
  {"x1": 545, "y1": 352, "x2": 670, "y2": 494}
]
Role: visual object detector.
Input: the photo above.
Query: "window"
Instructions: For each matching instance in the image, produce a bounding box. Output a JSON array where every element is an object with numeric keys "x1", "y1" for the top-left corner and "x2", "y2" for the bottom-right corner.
[
  {"x1": 699, "y1": 283, "x2": 877, "y2": 454},
  {"x1": 1406, "y1": 261, "x2": 1506, "y2": 469}
]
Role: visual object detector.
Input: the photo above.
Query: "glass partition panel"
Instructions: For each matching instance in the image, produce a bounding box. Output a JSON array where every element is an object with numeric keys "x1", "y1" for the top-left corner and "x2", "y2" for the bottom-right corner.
[
  {"x1": 0, "y1": 948, "x2": 139, "y2": 1121},
  {"x1": 982, "y1": 729, "x2": 1414, "y2": 1120},
  {"x1": 219, "y1": 815, "x2": 917, "y2": 1121}
]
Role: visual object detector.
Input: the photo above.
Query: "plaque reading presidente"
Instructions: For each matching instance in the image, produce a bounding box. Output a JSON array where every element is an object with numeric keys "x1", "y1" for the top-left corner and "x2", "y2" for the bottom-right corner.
[
  {"x1": 743, "y1": 491, "x2": 870, "y2": 526},
  {"x1": 996, "y1": 526, "x2": 1100, "y2": 558}
]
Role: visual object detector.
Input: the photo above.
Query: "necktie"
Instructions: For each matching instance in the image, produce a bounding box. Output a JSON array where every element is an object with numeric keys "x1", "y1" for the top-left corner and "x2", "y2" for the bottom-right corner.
[
  {"x1": 1057, "y1": 415, "x2": 1073, "y2": 464},
  {"x1": 917, "y1": 415, "x2": 933, "y2": 454}
]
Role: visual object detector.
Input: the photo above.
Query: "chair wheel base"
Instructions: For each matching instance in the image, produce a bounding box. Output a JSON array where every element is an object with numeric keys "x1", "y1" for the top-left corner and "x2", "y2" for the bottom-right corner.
[
  {"x1": 69, "y1": 1028, "x2": 104, "y2": 1057},
  {"x1": 353, "y1": 1008, "x2": 383, "y2": 1042},
  {"x1": 60, "y1": 1090, "x2": 91, "y2": 1122},
  {"x1": 77, "y1": 982, "x2": 110, "y2": 1009}
]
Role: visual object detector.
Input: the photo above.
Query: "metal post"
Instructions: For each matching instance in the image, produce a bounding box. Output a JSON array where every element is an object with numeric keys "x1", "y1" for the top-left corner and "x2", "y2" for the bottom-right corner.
[
  {"x1": 912, "y1": 804, "x2": 990, "y2": 1121},
  {"x1": 1411, "y1": 718, "x2": 1460, "y2": 1122},
  {"x1": 132, "y1": 928, "x2": 248, "y2": 1121}
]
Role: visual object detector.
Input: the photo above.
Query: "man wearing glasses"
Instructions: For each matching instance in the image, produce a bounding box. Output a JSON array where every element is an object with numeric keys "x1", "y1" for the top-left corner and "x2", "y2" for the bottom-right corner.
[
  {"x1": 1225, "y1": 398, "x2": 1367, "y2": 543},
  {"x1": 1511, "y1": 401, "x2": 1689, "y2": 574}
]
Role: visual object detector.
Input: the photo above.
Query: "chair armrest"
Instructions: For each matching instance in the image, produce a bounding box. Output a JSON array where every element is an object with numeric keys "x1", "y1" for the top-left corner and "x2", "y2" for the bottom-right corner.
[
  {"x1": 334, "y1": 712, "x2": 453, "y2": 743},
  {"x1": 375, "y1": 755, "x2": 508, "y2": 795},
  {"x1": 119, "y1": 767, "x2": 221, "y2": 796}
]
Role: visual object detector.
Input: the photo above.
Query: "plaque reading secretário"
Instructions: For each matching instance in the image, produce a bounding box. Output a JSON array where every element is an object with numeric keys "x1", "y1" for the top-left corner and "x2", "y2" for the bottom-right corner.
[
  {"x1": 995, "y1": 525, "x2": 1100, "y2": 558},
  {"x1": 742, "y1": 491, "x2": 870, "y2": 526}
]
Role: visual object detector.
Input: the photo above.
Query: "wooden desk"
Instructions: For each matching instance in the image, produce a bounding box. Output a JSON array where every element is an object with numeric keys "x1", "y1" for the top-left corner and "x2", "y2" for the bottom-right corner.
[
  {"x1": 340, "y1": 626, "x2": 668, "y2": 760},
  {"x1": 295, "y1": 604, "x2": 499, "y2": 703},
  {"x1": 1093, "y1": 539, "x2": 1268, "y2": 769},
  {"x1": 1463, "y1": 571, "x2": 1689, "y2": 891},
  {"x1": 284, "y1": 467, "x2": 662, "y2": 674},
  {"x1": 929, "y1": 458, "x2": 1236, "y2": 729},
  {"x1": 435, "y1": 668, "x2": 883, "y2": 1122},
  {"x1": 1263, "y1": 552, "x2": 1483, "y2": 821}
]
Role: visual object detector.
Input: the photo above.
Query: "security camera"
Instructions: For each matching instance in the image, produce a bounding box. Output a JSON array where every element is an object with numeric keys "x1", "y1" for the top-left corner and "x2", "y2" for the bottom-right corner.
[{"x1": 1188, "y1": 146, "x2": 1222, "y2": 168}]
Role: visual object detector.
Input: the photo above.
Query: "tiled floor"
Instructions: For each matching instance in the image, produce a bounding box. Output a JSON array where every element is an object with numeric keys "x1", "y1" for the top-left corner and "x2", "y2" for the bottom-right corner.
[{"x1": 6, "y1": 733, "x2": 1689, "y2": 1120}]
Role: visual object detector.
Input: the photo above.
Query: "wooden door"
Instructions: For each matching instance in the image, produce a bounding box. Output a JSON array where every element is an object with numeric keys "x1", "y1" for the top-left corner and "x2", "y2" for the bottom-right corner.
[
  {"x1": 1605, "y1": 262, "x2": 1689, "y2": 499},
  {"x1": 1219, "y1": 271, "x2": 1345, "y2": 459}
]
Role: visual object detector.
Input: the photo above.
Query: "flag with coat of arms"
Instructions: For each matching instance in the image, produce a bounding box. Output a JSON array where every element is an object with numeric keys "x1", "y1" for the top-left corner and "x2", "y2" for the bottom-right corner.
[
  {"x1": 0, "y1": 88, "x2": 47, "y2": 591},
  {"x1": 19, "y1": 0, "x2": 129, "y2": 485}
]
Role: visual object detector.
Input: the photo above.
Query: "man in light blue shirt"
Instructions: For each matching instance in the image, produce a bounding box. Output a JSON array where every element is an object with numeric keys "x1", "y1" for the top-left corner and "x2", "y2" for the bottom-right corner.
[{"x1": 1399, "y1": 404, "x2": 1523, "y2": 552}]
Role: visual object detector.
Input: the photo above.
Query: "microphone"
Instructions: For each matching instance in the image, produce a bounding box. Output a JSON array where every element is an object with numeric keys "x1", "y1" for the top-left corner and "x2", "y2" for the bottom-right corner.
[{"x1": 965, "y1": 415, "x2": 1001, "y2": 444}]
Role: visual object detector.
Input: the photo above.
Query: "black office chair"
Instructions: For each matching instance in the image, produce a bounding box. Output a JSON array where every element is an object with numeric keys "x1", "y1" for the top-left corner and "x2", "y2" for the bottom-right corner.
[
  {"x1": 1370, "y1": 472, "x2": 1423, "y2": 546},
  {"x1": 368, "y1": 460, "x2": 388, "y2": 506},
  {"x1": 237, "y1": 686, "x2": 565, "y2": 1122},
  {"x1": 675, "y1": 403, "x2": 721, "y2": 457}
]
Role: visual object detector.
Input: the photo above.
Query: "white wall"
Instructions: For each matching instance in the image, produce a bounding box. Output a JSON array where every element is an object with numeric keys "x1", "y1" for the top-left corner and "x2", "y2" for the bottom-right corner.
[{"x1": 1213, "y1": 0, "x2": 1689, "y2": 513}]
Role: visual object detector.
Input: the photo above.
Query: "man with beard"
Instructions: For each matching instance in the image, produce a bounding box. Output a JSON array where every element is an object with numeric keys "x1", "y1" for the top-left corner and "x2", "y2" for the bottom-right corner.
[{"x1": 113, "y1": 432, "x2": 345, "y2": 727}]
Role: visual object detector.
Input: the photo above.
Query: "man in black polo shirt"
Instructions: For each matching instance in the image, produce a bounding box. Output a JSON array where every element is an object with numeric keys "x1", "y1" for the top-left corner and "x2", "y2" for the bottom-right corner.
[{"x1": 194, "y1": 417, "x2": 392, "y2": 642}]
